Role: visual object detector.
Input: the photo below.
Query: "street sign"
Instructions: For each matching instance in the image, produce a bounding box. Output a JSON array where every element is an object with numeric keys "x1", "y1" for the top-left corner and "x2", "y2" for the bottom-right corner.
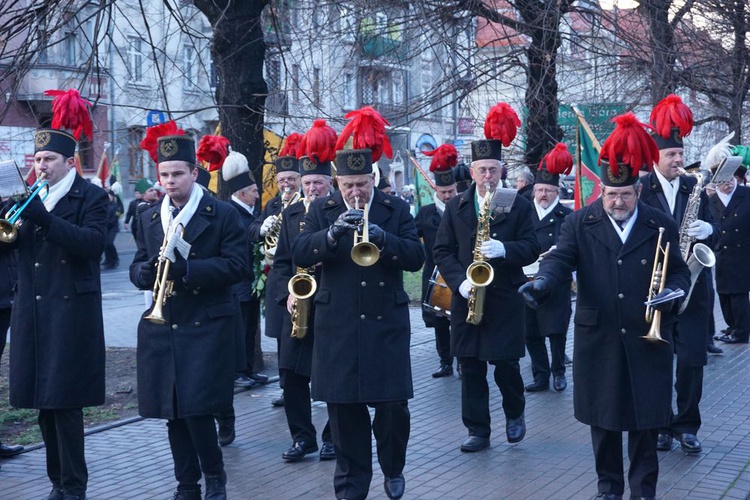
[{"x1": 146, "y1": 110, "x2": 166, "y2": 127}]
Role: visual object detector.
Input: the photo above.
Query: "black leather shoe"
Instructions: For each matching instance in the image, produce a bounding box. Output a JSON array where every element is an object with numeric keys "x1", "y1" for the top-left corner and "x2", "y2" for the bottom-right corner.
[
  {"x1": 506, "y1": 413, "x2": 526, "y2": 443},
  {"x1": 722, "y1": 334, "x2": 749, "y2": 344},
  {"x1": 460, "y1": 435, "x2": 489, "y2": 452},
  {"x1": 525, "y1": 377, "x2": 549, "y2": 392},
  {"x1": 553, "y1": 375, "x2": 567, "y2": 392},
  {"x1": 319, "y1": 441, "x2": 336, "y2": 461},
  {"x1": 457, "y1": 363, "x2": 463, "y2": 379},
  {"x1": 47, "y1": 489, "x2": 64, "y2": 500},
  {"x1": 677, "y1": 433, "x2": 702, "y2": 454},
  {"x1": 204, "y1": 472, "x2": 227, "y2": 500},
  {"x1": 384, "y1": 474, "x2": 405, "y2": 499},
  {"x1": 233, "y1": 375, "x2": 256, "y2": 388},
  {"x1": 62, "y1": 495, "x2": 86, "y2": 500},
  {"x1": 432, "y1": 364, "x2": 453, "y2": 378},
  {"x1": 271, "y1": 394, "x2": 285, "y2": 407},
  {"x1": 0, "y1": 443, "x2": 24, "y2": 457},
  {"x1": 656, "y1": 433, "x2": 672, "y2": 451},
  {"x1": 217, "y1": 417, "x2": 235, "y2": 447},
  {"x1": 707, "y1": 344, "x2": 724, "y2": 354},
  {"x1": 595, "y1": 494, "x2": 623, "y2": 500},
  {"x1": 249, "y1": 372, "x2": 269, "y2": 384},
  {"x1": 173, "y1": 490, "x2": 201, "y2": 500},
  {"x1": 282, "y1": 441, "x2": 318, "y2": 462}
]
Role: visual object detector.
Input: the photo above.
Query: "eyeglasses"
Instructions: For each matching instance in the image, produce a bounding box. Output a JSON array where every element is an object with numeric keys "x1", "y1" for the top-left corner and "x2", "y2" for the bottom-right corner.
[
  {"x1": 535, "y1": 188, "x2": 559, "y2": 194},
  {"x1": 603, "y1": 192, "x2": 636, "y2": 202}
]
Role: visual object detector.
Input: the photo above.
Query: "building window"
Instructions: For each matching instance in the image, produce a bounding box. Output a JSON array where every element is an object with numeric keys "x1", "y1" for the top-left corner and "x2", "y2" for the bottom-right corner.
[
  {"x1": 128, "y1": 37, "x2": 144, "y2": 83},
  {"x1": 313, "y1": 67, "x2": 321, "y2": 108},
  {"x1": 63, "y1": 31, "x2": 77, "y2": 65},
  {"x1": 266, "y1": 58, "x2": 281, "y2": 92},
  {"x1": 128, "y1": 127, "x2": 145, "y2": 179},
  {"x1": 337, "y1": 4, "x2": 355, "y2": 41},
  {"x1": 183, "y1": 45, "x2": 197, "y2": 89},
  {"x1": 392, "y1": 72, "x2": 403, "y2": 105},
  {"x1": 343, "y1": 73, "x2": 356, "y2": 109},
  {"x1": 292, "y1": 64, "x2": 300, "y2": 103}
]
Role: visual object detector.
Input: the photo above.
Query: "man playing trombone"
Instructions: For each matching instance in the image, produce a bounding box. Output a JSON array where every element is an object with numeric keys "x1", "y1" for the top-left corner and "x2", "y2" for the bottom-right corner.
[
  {"x1": 130, "y1": 132, "x2": 249, "y2": 500},
  {"x1": 520, "y1": 113, "x2": 690, "y2": 500}
]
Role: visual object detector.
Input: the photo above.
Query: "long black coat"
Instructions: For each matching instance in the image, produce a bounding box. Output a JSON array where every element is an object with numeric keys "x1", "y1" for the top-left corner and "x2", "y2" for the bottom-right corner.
[
  {"x1": 526, "y1": 201, "x2": 573, "y2": 338},
  {"x1": 248, "y1": 195, "x2": 287, "y2": 339},
  {"x1": 414, "y1": 203, "x2": 450, "y2": 328},
  {"x1": 538, "y1": 200, "x2": 690, "y2": 431},
  {"x1": 433, "y1": 184, "x2": 540, "y2": 361},
  {"x1": 273, "y1": 200, "x2": 317, "y2": 377},
  {"x1": 292, "y1": 189, "x2": 424, "y2": 403},
  {"x1": 640, "y1": 172, "x2": 718, "y2": 366},
  {"x1": 709, "y1": 185, "x2": 750, "y2": 294},
  {"x1": 228, "y1": 200, "x2": 258, "y2": 372},
  {"x1": 8, "y1": 175, "x2": 108, "y2": 409},
  {"x1": 130, "y1": 193, "x2": 249, "y2": 419}
]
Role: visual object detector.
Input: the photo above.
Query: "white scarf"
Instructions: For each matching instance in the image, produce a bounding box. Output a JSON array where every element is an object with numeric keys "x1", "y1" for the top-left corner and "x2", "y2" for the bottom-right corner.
[
  {"x1": 231, "y1": 194, "x2": 255, "y2": 216},
  {"x1": 433, "y1": 192, "x2": 445, "y2": 214},
  {"x1": 43, "y1": 167, "x2": 77, "y2": 212},
  {"x1": 160, "y1": 183, "x2": 204, "y2": 239},
  {"x1": 717, "y1": 178, "x2": 737, "y2": 207},
  {"x1": 607, "y1": 206, "x2": 638, "y2": 244},
  {"x1": 534, "y1": 197, "x2": 559, "y2": 220},
  {"x1": 654, "y1": 169, "x2": 678, "y2": 214}
]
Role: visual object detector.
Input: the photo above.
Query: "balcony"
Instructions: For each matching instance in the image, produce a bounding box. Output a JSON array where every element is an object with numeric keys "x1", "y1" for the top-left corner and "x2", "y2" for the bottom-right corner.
[{"x1": 359, "y1": 34, "x2": 407, "y2": 63}]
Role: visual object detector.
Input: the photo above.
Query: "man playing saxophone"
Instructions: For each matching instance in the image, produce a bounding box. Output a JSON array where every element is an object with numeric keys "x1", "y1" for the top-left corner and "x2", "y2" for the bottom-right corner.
[
  {"x1": 640, "y1": 95, "x2": 719, "y2": 455},
  {"x1": 520, "y1": 113, "x2": 690, "y2": 500},
  {"x1": 433, "y1": 103, "x2": 540, "y2": 453},
  {"x1": 272, "y1": 119, "x2": 336, "y2": 464}
]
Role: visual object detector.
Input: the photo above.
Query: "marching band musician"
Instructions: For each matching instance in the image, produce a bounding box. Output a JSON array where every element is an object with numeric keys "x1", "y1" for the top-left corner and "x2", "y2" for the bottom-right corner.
[
  {"x1": 415, "y1": 144, "x2": 459, "y2": 378},
  {"x1": 3, "y1": 89, "x2": 108, "y2": 500},
  {"x1": 272, "y1": 120, "x2": 335, "y2": 463},
  {"x1": 292, "y1": 107, "x2": 424, "y2": 500},
  {"x1": 130, "y1": 131, "x2": 249, "y2": 500},
  {"x1": 520, "y1": 113, "x2": 690, "y2": 500},
  {"x1": 641, "y1": 95, "x2": 718, "y2": 455},
  {"x1": 247, "y1": 135, "x2": 302, "y2": 403},
  {"x1": 433, "y1": 103, "x2": 540, "y2": 453},
  {"x1": 523, "y1": 144, "x2": 574, "y2": 393}
]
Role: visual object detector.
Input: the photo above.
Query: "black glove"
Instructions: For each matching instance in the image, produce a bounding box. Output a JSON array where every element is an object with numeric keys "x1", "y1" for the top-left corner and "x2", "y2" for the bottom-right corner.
[
  {"x1": 22, "y1": 194, "x2": 52, "y2": 229},
  {"x1": 518, "y1": 277, "x2": 551, "y2": 309},
  {"x1": 139, "y1": 255, "x2": 160, "y2": 286},
  {"x1": 651, "y1": 288, "x2": 678, "y2": 313},
  {"x1": 328, "y1": 209, "x2": 361, "y2": 241},
  {"x1": 368, "y1": 223, "x2": 386, "y2": 248},
  {"x1": 167, "y1": 252, "x2": 188, "y2": 281}
]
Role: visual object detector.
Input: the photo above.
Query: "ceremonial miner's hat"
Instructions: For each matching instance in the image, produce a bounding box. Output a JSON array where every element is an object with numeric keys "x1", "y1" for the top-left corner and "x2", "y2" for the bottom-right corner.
[
  {"x1": 298, "y1": 119, "x2": 337, "y2": 177},
  {"x1": 35, "y1": 89, "x2": 93, "y2": 158},
  {"x1": 141, "y1": 120, "x2": 186, "y2": 166},
  {"x1": 649, "y1": 94, "x2": 693, "y2": 150},
  {"x1": 135, "y1": 177, "x2": 155, "y2": 194},
  {"x1": 535, "y1": 143, "x2": 573, "y2": 187},
  {"x1": 275, "y1": 133, "x2": 302, "y2": 174},
  {"x1": 424, "y1": 144, "x2": 458, "y2": 187},
  {"x1": 334, "y1": 106, "x2": 393, "y2": 176},
  {"x1": 598, "y1": 112, "x2": 659, "y2": 187},
  {"x1": 222, "y1": 149, "x2": 256, "y2": 193},
  {"x1": 471, "y1": 102, "x2": 520, "y2": 163}
]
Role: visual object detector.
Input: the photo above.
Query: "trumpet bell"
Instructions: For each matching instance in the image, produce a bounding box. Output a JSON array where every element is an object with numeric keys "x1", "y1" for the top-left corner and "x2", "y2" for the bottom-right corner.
[
  {"x1": 0, "y1": 220, "x2": 18, "y2": 243},
  {"x1": 466, "y1": 261, "x2": 494, "y2": 287},
  {"x1": 351, "y1": 241, "x2": 380, "y2": 267}
]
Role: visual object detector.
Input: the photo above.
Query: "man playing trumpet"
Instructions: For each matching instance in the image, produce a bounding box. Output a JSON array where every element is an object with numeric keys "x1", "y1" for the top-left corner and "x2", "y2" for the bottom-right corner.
[{"x1": 130, "y1": 131, "x2": 249, "y2": 500}]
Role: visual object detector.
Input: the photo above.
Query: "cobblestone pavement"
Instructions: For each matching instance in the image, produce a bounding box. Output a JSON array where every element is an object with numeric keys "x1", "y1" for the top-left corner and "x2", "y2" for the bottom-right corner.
[{"x1": 2, "y1": 234, "x2": 749, "y2": 499}]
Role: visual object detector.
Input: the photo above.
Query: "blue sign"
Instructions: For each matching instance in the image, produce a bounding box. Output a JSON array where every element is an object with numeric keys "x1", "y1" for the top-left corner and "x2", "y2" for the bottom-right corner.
[{"x1": 146, "y1": 110, "x2": 166, "y2": 127}]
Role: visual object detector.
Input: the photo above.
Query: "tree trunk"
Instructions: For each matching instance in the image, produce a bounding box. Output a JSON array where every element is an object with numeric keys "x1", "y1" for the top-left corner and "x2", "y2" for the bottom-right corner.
[{"x1": 640, "y1": 0, "x2": 676, "y2": 104}]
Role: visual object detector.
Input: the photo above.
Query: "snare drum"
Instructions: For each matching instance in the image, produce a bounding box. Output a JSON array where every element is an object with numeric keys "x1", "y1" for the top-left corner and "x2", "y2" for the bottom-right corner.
[{"x1": 424, "y1": 267, "x2": 452, "y2": 317}]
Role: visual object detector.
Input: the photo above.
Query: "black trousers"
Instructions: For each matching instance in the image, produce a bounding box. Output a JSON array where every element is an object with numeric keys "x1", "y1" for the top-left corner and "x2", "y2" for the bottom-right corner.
[
  {"x1": 281, "y1": 369, "x2": 331, "y2": 444},
  {"x1": 0, "y1": 307, "x2": 10, "y2": 360},
  {"x1": 525, "y1": 333, "x2": 566, "y2": 380},
  {"x1": 666, "y1": 363, "x2": 703, "y2": 435},
  {"x1": 327, "y1": 401, "x2": 410, "y2": 500},
  {"x1": 718, "y1": 292, "x2": 750, "y2": 337},
  {"x1": 434, "y1": 320, "x2": 452, "y2": 366},
  {"x1": 239, "y1": 299, "x2": 260, "y2": 375},
  {"x1": 459, "y1": 357, "x2": 525, "y2": 438},
  {"x1": 591, "y1": 426, "x2": 659, "y2": 497},
  {"x1": 167, "y1": 414, "x2": 224, "y2": 490},
  {"x1": 38, "y1": 408, "x2": 88, "y2": 495},
  {"x1": 102, "y1": 226, "x2": 119, "y2": 266}
]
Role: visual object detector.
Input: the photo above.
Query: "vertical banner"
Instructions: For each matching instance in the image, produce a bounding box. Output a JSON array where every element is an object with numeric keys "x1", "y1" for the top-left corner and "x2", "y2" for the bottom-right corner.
[
  {"x1": 408, "y1": 152, "x2": 435, "y2": 211},
  {"x1": 574, "y1": 107, "x2": 603, "y2": 209}
]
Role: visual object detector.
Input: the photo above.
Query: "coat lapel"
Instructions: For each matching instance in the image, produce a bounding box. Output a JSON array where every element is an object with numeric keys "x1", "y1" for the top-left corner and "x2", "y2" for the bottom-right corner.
[
  {"x1": 181, "y1": 195, "x2": 214, "y2": 243},
  {"x1": 620, "y1": 203, "x2": 661, "y2": 258},
  {"x1": 583, "y1": 200, "x2": 624, "y2": 255},
  {"x1": 456, "y1": 185, "x2": 478, "y2": 236}
]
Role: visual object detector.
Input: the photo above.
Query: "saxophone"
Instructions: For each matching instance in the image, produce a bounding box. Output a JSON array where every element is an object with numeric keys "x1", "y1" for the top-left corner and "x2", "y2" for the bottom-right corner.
[
  {"x1": 676, "y1": 167, "x2": 716, "y2": 313},
  {"x1": 465, "y1": 184, "x2": 495, "y2": 325},
  {"x1": 264, "y1": 187, "x2": 301, "y2": 266},
  {"x1": 288, "y1": 198, "x2": 317, "y2": 338}
]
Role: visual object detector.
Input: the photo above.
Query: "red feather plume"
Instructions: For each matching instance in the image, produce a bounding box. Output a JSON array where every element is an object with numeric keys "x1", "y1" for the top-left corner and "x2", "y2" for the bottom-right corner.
[
  {"x1": 649, "y1": 94, "x2": 693, "y2": 140},
  {"x1": 197, "y1": 135, "x2": 231, "y2": 172},
  {"x1": 424, "y1": 144, "x2": 458, "y2": 172},
  {"x1": 279, "y1": 133, "x2": 304, "y2": 158},
  {"x1": 484, "y1": 103, "x2": 521, "y2": 146},
  {"x1": 540, "y1": 143, "x2": 573, "y2": 175},
  {"x1": 598, "y1": 112, "x2": 659, "y2": 177},
  {"x1": 299, "y1": 119, "x2": 338, "y2": 162},
  {"x1": 140, "y1": 120, "x2": 185, "y2": 163},
  {"x1": 44, "y1": 89, "x2": 93, "y2": 141},
  {"x1": 334, "y1": 106, "x2": 393, "y2": 161}
]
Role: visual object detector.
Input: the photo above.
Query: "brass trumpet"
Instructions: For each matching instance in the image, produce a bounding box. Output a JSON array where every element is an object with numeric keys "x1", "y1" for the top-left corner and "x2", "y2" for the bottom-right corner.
[
  {"x1": 351, "y1": 196, "x2": 380, "y2": 267},
  {"x1": 145, "y1": 223, "x2": 185, "y2": 324},
  {"x1": 642, "y1": 227, "x2": 669, "y2": 344},
  {"x1": 0, "y1": 173, "x2": 49, "y2": 243}
]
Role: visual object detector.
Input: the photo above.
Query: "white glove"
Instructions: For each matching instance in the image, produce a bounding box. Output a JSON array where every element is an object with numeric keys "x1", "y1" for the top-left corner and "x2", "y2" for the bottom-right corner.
[
  {"x1": 686, "y1": 220, "x2": 712, "y2": 240},
  {"x1": 458, "y1": 280, "x2": 472, "y2": 300},
  {"x1": 480, "y1": 239, "x2": 506, "y2": 259},
  {"x1": 260, "y1": 215, "x2": 279, "y2": 236}
]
